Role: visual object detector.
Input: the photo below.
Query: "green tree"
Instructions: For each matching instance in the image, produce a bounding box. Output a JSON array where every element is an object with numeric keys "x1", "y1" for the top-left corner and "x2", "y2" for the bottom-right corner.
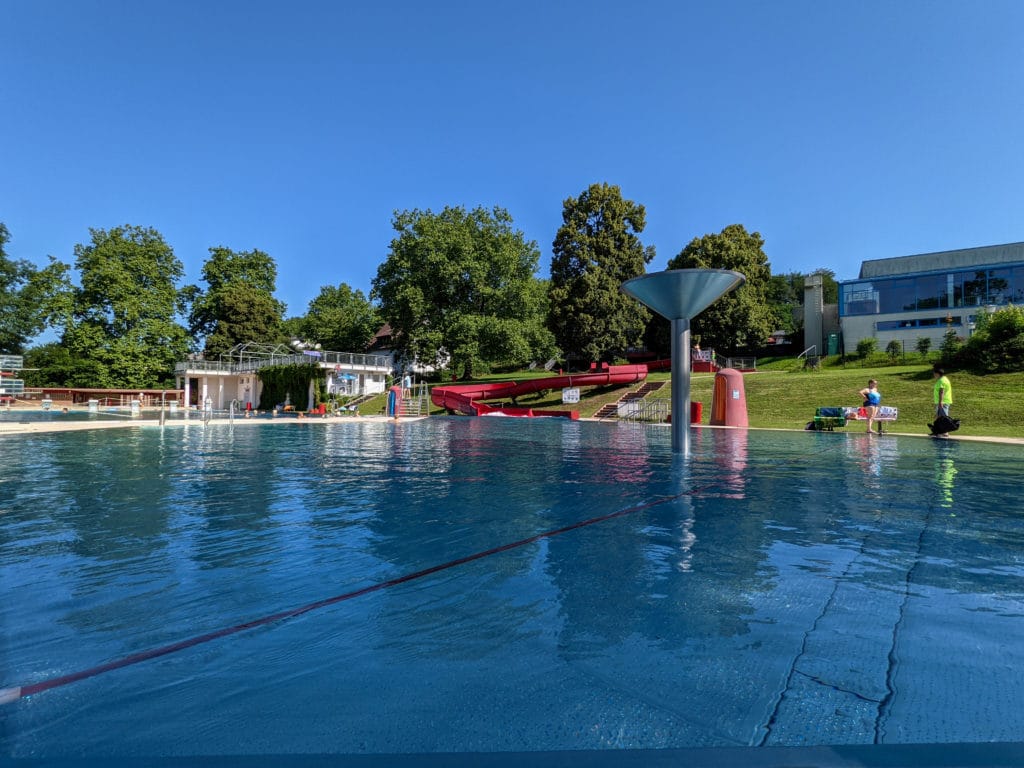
[
  {"x1": 297, "y1": 283, "x2": 380, "y2": 351},
  {"x1": 0, "y1": 224, "x2": 71, "y2": 353},
  {"x1": 548, "y1": 183, "x2": 654, "y2": 364},
  {"x1": 667, "y1": 224, "x2": 774, "y2": 354},
  {"x1": 766, "y1": 272, "x2": 804, "y2": 336},
  {"x1": 201, "y1": 284, "x2": 286, "y2": 358},
  {"x1": 915, "y1": 336, "x2": 932, "y2": 358},
  {"x1": 939, "y1": 328, "x2": 963, "y2": 365},
  {"x1": 62, "y1": 225, "x2": 190, "y2": 387},
  {"x1": 957, "y1": 305, "x2": 1024, "y2": 372},
  {"x1": 885, "y1": 339, "x2": 903, "y2": 361},
  {"x1": 188, "y1": 246, "x2": 284, "y2": 356},
  {"x1": 22, "y1": 342, "x2": 106, "y2": 387},
  {"x1": 372, "y1": 205, "x2": 556, "y2": 378}
]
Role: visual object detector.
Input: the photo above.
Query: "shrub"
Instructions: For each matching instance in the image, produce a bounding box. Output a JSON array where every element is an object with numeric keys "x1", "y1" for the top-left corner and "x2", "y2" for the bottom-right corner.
[
  {"x1": 915, "y1": 337, "x2": 932, "y2": 358},
  {"x1": 885, "y1": 340, "x2": 902, "y2": 361},
  {"x1": 856, "y1": 337, "x2": 878, "y2": 358},
  {"x1": 958, "y1": 305, "x2": 1024, "y2": 373},
  {"x1": 939, "y1": 329, "x2": 964, "y2": 366}
]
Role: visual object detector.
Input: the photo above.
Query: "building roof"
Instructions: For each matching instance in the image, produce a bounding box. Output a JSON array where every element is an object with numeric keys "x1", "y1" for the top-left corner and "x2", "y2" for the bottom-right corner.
[{"x1": 858, "y1": 241, "x2": 1024, "y2": 279}]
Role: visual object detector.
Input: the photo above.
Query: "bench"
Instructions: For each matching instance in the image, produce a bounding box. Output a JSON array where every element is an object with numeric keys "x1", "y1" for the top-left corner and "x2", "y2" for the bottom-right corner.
[
  {"x1": 844, "y1": 405, "x2": 898, "y2": 433},
  {"x1": 807, "y1": 406, "x2": 898, "y2": 433}
]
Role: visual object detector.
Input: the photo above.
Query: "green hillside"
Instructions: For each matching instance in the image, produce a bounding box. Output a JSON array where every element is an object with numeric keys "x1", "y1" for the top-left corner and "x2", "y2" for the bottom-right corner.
[{"x1": 368, "y1": 366, "x2": 1023, "y2": 439}]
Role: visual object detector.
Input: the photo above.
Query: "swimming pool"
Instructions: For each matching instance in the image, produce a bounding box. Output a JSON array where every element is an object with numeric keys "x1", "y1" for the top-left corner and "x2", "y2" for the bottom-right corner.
[{"x1": 1, "y1": 419, "x2": 1023, "y2": 759}]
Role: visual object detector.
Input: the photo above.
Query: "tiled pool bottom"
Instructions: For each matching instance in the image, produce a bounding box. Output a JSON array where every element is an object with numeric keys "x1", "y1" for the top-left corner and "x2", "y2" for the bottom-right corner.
[{"x1": 1, "y1": 419, "x2": 1023, "y2": 758}]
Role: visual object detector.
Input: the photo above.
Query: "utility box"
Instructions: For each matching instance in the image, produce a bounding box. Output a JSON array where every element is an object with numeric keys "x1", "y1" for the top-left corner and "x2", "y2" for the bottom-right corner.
[{"x1": 710, "y1": 368, "x2": 748, "y2": 427}]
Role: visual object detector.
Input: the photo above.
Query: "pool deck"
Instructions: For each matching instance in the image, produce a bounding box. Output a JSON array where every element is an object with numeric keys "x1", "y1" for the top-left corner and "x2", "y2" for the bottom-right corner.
[{"x1": 1, "y1": 411, "x2": 1021, "y2": 445}]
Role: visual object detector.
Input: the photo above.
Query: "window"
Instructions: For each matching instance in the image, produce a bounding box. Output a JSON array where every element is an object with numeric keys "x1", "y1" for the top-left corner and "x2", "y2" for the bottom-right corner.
[
  {"x1": 914, "y1": 273, "x2": 947, "y2": 310},
  {"x1": 878, "y1": 278, "x2": 916, "y2": 313},
  {"x1": 987, "y1": 268, "x2": 1012, "y2": 304},
  {"x1": 841, "y1": 283, "x2": 878, "y2": 316},
  {"x1": 1012, "y1": 267, "x2": 1024, "y2": 303},
  {"x1": 962, "y1": 270, "x2": 987, "y2": 307}
]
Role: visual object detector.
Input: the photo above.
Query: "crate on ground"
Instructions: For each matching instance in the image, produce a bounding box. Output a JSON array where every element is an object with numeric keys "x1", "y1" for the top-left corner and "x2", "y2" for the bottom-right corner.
[{"x1": 809, "y1": 406, "x2": 846, "y2": 431}]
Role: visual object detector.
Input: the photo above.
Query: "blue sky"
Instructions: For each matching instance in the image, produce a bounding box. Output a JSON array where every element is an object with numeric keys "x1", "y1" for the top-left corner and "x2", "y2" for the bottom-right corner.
[{"x1": 3, "y1": 0, "x2": 1023, "y2": 324}]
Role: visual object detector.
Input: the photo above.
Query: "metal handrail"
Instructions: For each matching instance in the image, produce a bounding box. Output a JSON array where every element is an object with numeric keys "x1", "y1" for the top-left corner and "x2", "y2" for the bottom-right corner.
[{"x1": 175, "y1": 351, "x2": 392, "y2": 375}]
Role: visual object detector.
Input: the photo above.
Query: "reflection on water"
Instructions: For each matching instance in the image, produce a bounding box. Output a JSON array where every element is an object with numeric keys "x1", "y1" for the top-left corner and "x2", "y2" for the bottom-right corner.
[
  {"x1": 1, "y1": 422, "x2": 1023, "y2": 756},
  {"x1": 936, "y1": 453, "x2": 957, "y2": 509},
  {"x1": 709, "y1": 428, "x2": 748, "y2": 499}
]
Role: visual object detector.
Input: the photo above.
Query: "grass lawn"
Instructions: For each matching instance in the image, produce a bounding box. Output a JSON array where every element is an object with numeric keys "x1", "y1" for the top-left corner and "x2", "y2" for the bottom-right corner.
[{"x1": 364, "y1": 364, "x2": 1023, "y2": 439}]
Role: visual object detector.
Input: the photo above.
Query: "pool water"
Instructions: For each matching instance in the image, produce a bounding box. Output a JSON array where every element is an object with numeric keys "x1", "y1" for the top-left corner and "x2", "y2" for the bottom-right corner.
[
  {"x1": 1, "y1": 419, "x2": 1023, "y2": 757},
  {"x1": 0, "y1": 410, "x2": 136, "y2": 423}
]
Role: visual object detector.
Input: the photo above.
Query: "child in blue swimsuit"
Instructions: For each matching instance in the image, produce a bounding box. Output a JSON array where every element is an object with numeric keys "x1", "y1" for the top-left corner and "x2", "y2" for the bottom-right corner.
[{"x1": 858, "y1": 379, "x2": 881, "y2": 434}]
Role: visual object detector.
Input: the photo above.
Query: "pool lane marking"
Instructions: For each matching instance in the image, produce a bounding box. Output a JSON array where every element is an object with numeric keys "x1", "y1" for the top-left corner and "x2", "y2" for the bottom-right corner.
[{"x1": 1, "y1": 483, "x2": 716, "y2": 704}]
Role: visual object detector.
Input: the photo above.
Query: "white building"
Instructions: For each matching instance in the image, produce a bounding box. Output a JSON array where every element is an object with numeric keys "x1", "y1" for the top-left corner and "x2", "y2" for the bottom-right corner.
[{"x1": 174, "y1": 343, "x2": 391, "y2": 410}]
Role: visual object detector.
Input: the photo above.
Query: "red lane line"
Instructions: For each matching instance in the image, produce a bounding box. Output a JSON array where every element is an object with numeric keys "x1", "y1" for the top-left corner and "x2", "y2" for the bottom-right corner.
[{"x1": 6, "y1": 484, "x2": 714, "y2": 702}]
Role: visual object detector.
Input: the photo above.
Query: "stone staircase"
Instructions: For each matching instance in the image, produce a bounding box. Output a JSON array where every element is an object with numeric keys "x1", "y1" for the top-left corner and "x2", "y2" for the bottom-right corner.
[{"x1": 594, "y1": 380, "x2": 665, "y2": 420}]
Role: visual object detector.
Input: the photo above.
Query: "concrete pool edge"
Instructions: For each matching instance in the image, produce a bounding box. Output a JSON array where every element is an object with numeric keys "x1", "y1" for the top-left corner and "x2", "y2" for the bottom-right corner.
[
  {"x1": 4, "y1": 742, "x2": 1024, "y2": 767},
  {"x1": 1, "y1": 415, "x2": 1021, "y2": 446}
]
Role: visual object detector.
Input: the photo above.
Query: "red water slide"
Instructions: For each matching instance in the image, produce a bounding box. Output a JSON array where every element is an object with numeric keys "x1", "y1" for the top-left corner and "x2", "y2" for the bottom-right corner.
[{"x1": 430, "y1": 364, "x2": 649, "y2": 419}]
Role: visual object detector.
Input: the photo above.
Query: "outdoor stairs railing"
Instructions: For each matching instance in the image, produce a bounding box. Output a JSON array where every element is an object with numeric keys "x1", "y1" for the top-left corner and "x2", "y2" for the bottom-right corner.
[
  {"x1": 595, "y1": 380, "x2": 665, "y2": 420},
  {"x1": 399, "y1": 382, "x2": 430, "y2": 416}
]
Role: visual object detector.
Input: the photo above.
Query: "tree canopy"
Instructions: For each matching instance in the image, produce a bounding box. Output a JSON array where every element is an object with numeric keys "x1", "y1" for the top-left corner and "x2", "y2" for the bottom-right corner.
[
  {"x1": 294, "y1": 283, "x2": 380, "y2": 352},
  {"x1": 953, "y1": 304, "x2": 1024, "y2": 373},
  {"x1": 0, "y1": 223, "x2": 69, "y2": 354},
  {"x1": 59, "y1": 225, "x2": 190, "y2": 387},
  {"x1": 372, "y1": 205, "x2": 557, "y2": 377},
  {"x1": 667, "y1": 224, "x2": 775, "y2": 354},
  {"x1": 548, "y1": 183, "x2": 654, "y2": 364},
  {"x1": 188, "y1": 246, "x2": 284, "y2": 356}
]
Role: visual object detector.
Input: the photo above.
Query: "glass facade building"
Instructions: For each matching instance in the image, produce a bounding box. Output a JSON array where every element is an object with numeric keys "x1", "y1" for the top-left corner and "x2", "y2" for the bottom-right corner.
[
  {"x1": 835, "y1": 243, "x2": 1024, "y2": 354},
  {"x1": 841, "y1": 266, "x2": 1024, "y2": 319}
]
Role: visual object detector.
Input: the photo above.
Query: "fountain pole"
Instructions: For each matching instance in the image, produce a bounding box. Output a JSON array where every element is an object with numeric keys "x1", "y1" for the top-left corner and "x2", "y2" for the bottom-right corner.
[
  {"x1": 670, "y1": 318, "x2": 692, "y2": 453},
  {"x1": 621, "y1": 269, "x2": 745, "y2": 453}
]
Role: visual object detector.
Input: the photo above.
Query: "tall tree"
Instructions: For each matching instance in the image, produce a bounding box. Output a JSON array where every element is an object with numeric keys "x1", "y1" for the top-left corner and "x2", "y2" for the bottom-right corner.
[
  {"x1": 767, "y1": 271, "x2": 804, "y2": 335},
  {"x1": 667, "y1": 224, "x2": 775, "y2": 354},
  {"x1": 296, "y1": 283, "x2": 381, "y2": 351},
  {"x1": 201, "y1": 284, "x2": 286, "y2": 357},
  {"x1": 372, "y1": 205, "x2": 556, "y2": 378},
  {"x1": 188, "y1": 246, "x2": 284, "y2": 356},
  {"x1": 0, "y1": 224, "x2": 70, "y2": 353},
  {"x1": 548, "y1": 183, "x2": 654, "y2": 364},
  {"x1": 63, "y1": 225, "x2": 190, "y2": 387}
]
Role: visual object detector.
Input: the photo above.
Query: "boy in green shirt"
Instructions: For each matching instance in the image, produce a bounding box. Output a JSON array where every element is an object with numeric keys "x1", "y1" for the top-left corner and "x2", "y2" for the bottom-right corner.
[
  {"x1": 933, "y1": 364, "x2": 954, "y2": 417},
  {"x1": 932, "y1": 364, "x2": 953, "y2": 418}
]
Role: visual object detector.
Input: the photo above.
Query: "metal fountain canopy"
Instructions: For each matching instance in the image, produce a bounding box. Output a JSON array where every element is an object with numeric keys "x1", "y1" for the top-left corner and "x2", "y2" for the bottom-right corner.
[{"x1": 621, "y1": 269, "x2": 746, "y2": 454}]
